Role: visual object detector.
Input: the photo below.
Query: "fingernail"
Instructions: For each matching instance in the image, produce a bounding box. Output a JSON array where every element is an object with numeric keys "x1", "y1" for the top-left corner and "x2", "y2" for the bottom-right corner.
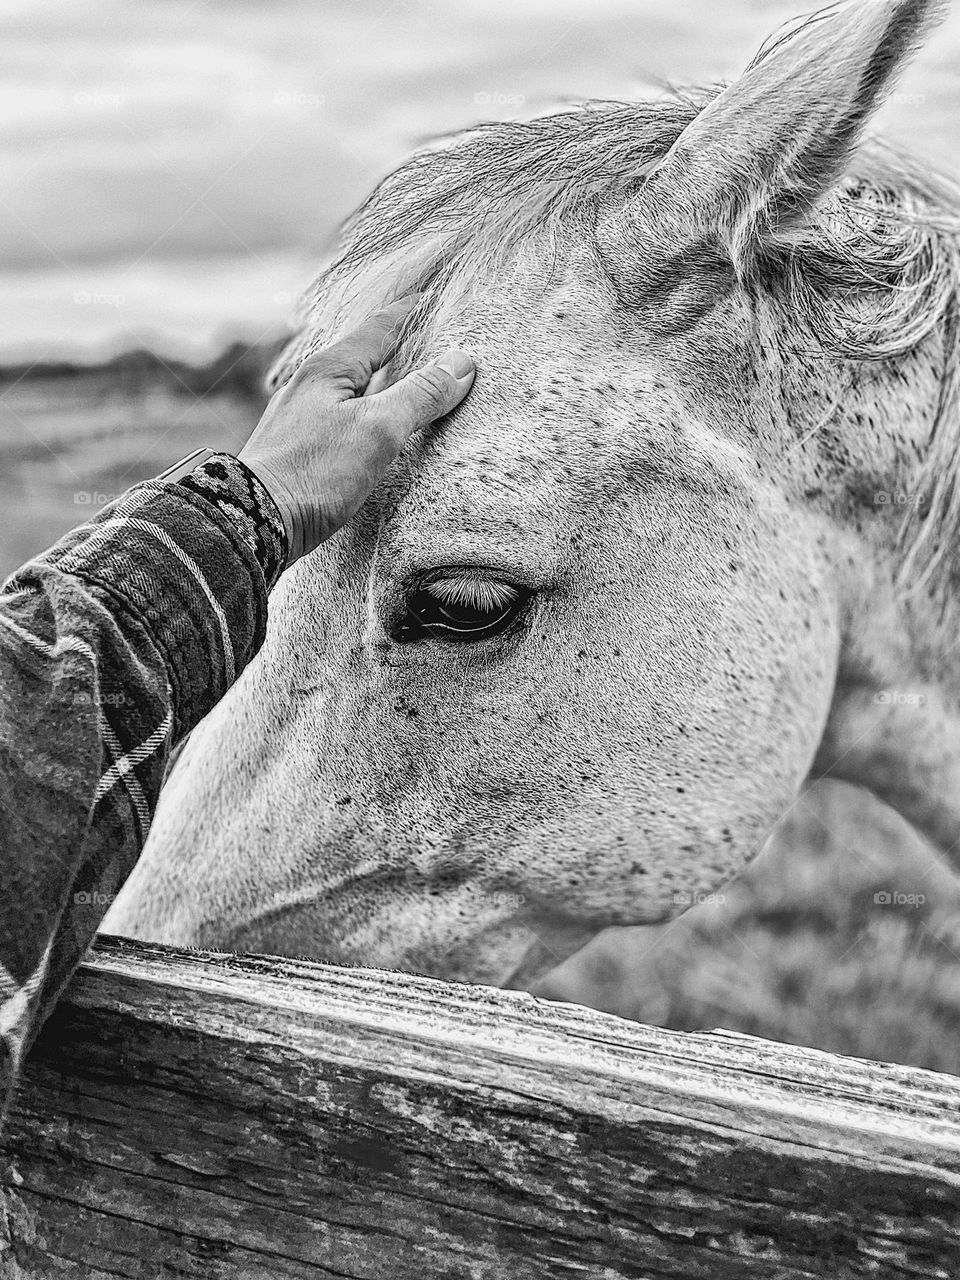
[{"x1": 435, "y1": 349, "x2": 475, "y2": 380}]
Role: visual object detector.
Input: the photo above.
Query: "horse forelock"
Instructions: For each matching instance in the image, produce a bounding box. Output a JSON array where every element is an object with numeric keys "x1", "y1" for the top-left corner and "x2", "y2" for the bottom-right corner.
[{"x1": 266, "y1": 94, "x2": 706, "y2": 381}]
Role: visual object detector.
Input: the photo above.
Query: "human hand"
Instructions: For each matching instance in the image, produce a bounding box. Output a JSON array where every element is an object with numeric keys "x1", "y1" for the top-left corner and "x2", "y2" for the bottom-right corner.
[{"x1": 239, "y1": 299, "x2": 475, "y2": 565}]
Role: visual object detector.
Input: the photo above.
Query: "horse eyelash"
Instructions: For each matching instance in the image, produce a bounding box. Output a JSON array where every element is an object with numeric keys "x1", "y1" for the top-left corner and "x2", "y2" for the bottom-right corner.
[{"x1": 425, "y1": 575, "x2": 520, "y2": 611}]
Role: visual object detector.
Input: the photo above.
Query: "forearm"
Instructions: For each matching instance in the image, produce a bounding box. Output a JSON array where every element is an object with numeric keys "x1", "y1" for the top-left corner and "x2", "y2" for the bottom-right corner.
[
  {"x1": 0, "y1": 454, "x2": 285, "y2": 1121},
  {"x1": 0, "y1": 302, "x2": 474, "y2": 1128}
]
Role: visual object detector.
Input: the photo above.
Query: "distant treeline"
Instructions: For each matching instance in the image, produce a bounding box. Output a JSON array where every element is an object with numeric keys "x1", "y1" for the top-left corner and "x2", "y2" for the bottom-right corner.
[{"x1": 0, "y1": 337, "x2": 291, "y2": 403}]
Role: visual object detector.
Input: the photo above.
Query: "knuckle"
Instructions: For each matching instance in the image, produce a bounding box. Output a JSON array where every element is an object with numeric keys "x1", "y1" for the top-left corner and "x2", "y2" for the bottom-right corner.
[
  {"x1": 295, "y1": 343, "x2": 361, "y2": 386},
  {"x1": 291, "y1": 351, "x2": 333, "y2": 385}
]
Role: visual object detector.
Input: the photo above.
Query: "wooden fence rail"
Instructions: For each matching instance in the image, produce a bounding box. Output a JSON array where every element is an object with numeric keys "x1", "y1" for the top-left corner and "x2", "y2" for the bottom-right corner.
[{"x1": 0, "y1": 936, "x2": 958, "y2": 1279}]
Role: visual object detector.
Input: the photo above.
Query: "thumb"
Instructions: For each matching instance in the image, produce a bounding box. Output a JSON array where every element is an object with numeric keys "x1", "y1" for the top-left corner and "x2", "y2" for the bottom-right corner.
[{"x1": 367, "y1": 348, "x2": 475, "y2": 441}]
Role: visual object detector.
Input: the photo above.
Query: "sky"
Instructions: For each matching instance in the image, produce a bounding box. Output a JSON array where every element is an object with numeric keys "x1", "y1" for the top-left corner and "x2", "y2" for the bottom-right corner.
[{"x1": 2, "y1": 0, "x2": 959, "y2": 363}]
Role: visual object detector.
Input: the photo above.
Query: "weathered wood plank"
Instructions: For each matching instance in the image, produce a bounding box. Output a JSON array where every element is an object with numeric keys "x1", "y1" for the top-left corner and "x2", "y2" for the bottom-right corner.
[{"x1": 0, "y1": 936, "x2": 958, "y2": 1279}]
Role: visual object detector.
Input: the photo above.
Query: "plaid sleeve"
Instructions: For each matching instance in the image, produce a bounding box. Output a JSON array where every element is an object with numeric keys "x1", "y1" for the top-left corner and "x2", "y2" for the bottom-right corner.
[{"x1": 0, "y1": 452, "x2": 287, "y2": 1125}]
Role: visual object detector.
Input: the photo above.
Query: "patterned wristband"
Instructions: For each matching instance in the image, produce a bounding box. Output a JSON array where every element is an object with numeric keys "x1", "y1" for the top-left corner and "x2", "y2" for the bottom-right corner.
[{"x1": 176, "y1": 452, "x2": 289, "y2": 592}]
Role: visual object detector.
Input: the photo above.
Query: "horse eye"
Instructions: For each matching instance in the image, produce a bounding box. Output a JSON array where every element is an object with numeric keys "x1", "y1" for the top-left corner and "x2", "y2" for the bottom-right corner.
[{"x1": 395, "y1": 574, "x2": 528, "y2": 643}]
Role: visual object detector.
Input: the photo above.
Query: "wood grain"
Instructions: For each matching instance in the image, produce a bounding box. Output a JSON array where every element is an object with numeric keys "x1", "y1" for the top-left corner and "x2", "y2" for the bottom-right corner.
[{"x1": 1, "y1": 936, "x2": 958, "y2": 1279}]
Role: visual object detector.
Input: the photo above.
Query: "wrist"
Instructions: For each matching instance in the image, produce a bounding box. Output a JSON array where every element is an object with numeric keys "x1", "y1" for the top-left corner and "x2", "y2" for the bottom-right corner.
[{"x1": 235, "y1": 453, "x2": 304, "y2": 566}]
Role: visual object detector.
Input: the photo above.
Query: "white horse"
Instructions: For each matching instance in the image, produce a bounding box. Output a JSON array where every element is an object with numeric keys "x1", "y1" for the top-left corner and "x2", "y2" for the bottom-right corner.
[{"x1": 108, "y1": 0, "x2": 960, "y2": 1032}]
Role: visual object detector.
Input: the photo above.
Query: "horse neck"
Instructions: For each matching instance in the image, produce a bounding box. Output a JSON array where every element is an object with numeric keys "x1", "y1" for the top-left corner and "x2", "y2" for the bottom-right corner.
[{"x1": 810, "y1": 319, "x2": 960, "y2": 860}]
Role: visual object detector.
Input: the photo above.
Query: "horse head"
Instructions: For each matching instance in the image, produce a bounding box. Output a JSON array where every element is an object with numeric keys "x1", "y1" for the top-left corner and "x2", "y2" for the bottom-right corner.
[{"x1": 108, "y1": 0, "x2": 960, "y2": 992}]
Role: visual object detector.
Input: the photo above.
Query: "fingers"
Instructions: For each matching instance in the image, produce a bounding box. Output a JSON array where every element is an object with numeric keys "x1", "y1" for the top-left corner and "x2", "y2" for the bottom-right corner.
[
  {"x1": 362, "y1": 349, "x2": 476, "y2": 442},
  {"x1": 299, "y1": 297, "x2": 420, "y2": 393}
]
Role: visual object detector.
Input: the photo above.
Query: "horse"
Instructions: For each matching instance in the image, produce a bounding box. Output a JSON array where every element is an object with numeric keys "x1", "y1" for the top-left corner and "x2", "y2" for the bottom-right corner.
[{"x1": 106, "y1": 0, "x2": 960, "y2": 1048}]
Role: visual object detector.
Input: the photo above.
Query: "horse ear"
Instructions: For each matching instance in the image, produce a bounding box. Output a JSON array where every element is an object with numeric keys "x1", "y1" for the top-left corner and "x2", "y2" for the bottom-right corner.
[{"x1": 598, "y1": 0, "x2": 944, "y2": 298}]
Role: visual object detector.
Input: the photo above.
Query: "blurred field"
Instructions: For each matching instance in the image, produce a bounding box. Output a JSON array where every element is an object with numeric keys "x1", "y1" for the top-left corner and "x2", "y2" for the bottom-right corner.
[{"x1": 0, "y1": 348, "x2": 274, "y2": 576}]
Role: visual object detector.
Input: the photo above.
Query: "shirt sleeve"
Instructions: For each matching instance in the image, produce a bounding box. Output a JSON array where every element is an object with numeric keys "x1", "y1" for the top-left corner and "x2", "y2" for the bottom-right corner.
[{"x1": 0, "y1": 451, "x2": 287, "y2": 1124}]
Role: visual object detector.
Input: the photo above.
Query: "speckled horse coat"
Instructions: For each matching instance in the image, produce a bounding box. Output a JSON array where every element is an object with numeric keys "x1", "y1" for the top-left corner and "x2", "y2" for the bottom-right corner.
[{"x1": 108, "y1": 0, "x2": 960, "y2": 1003}]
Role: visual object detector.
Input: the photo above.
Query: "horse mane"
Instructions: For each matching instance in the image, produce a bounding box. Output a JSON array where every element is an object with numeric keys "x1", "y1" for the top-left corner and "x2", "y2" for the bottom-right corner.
[
  {"x1": 269, "y1": 88, "x2": 960, "y2": 594},
  {"x1": 267, "y1": 95, "x2": 708, "y2": 378}
]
